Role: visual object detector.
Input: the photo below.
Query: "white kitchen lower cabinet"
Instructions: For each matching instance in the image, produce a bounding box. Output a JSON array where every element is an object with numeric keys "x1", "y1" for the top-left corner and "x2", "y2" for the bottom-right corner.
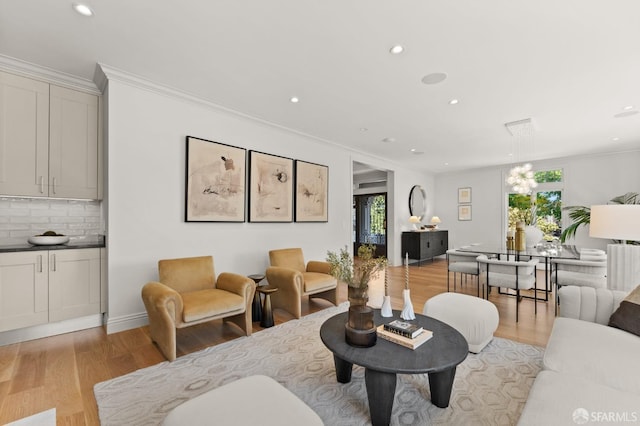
[
  {"x1": 0, "y1": 248, "x2": 101, "y2": 332},
  {"x1": 0, "y1": 251, "x2": 49, "y2": 332},
  {"x1": 48, "y1": 248, "x2": 101, "y2": 322}
]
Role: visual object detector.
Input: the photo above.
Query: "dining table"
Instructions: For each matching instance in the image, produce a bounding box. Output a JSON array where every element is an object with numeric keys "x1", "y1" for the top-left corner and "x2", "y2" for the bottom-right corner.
[{"x1": 457, "y1": 243, "x2": 580, "y2": 304}]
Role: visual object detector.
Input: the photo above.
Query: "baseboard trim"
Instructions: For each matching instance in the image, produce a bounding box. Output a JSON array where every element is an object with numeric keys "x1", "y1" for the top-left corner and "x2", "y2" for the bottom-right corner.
[
  {"x1": 105, "y1": 312, "x2": 148, "y2": 334},
  {"x1": 0, "y1": 315, "x2": 103, "y2": 346}
]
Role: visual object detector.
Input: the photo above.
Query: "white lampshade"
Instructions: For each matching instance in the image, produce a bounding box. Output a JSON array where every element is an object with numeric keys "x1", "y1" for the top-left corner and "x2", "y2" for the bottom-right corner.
[
  {"x1": 589, "y1": 205, "x2": 640, "y2": 241},
  {"x1": 430, "y1": 216, "x2": 441, "y2": 224},
  {"x1": 409, "y1": 216, "x2": 421, "y2": 224}
]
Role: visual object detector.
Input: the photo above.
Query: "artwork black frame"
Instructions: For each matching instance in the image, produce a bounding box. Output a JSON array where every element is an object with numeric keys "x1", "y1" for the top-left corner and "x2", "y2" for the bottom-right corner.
[
  {"x1": 248, "y1": 150, "x2": 294, "y2": 222},
  {"x1": 185, "y1": 136, "x2": 247, "y2": 222},
  {"x1": 295, "y1": 160, "x2": 329, "y2": 222}
]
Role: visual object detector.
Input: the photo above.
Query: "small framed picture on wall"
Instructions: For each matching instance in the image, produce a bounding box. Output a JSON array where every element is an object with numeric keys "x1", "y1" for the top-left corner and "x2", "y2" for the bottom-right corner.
[
  {"x1": 458, "y1": 187, "x2": 472, "y2": 204},
  {"x1": 458, "y1": 205, "x2": 472, "y2": 221}
]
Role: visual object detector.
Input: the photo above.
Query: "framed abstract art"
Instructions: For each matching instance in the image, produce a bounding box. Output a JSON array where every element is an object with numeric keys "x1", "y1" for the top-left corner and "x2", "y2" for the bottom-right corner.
[
  {"x1": 248, "y1": 151, "x2": 294, "y2": 222},
  {"x1": 295, "y1": 160, "x2": 328, "y2": 222},
  {"x1": 185, "y1": 136, "x2": 246, "y2": 222}
]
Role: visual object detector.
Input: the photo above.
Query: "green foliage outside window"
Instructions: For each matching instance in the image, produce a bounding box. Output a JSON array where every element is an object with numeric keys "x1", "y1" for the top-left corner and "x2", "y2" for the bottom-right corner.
[
  {"x1": 508, "y1": 169, "x2": 563, "y2": 240},
  {"x1": 534, "y1": 170, "x2": 562, "y2": 183},
  {"x1": 370, "y1": 195, "x2": 386, "y2": 236}
]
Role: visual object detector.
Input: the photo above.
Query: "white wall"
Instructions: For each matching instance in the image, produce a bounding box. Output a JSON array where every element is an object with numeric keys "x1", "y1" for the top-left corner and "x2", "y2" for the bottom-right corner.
[
  {"x1": 349, "y1": 154, "x2": 434, "y2": 265},
  {"x1": 435, "y1": 150, "x2": 640, "y2": 250},
  {"x1": 103, "y1": 75, "x2": 433, "y2": 331}
]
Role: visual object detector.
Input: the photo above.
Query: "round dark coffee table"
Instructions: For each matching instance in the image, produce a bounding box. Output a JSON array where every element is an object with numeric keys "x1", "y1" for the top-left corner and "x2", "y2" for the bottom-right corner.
[{"x1": 320, "y1": 309, "x2": 468, "y2": 426}]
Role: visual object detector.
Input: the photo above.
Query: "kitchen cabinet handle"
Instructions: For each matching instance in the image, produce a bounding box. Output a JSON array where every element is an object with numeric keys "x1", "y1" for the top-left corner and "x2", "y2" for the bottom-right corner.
[
  {"x1": 37, "y1": 255, "x2": 42, "y2": 273},
  {"x1": 51, "y1": 254, "x2": 56, "y2": 272},
  {"x1": 52, "y1": 177, "x2": 57, "y2": 194},
  {"x1": 39, "y1": 176, "x2": 44, "y2": 194}
]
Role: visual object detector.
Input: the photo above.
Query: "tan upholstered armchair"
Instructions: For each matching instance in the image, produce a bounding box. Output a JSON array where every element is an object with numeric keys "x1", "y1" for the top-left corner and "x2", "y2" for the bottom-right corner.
[
  {"x1": 266, "y1": 248, "x2": 337, "y2": 319},
  {"x1": 141, "y1": 256, "x2": 255, "y2": 361}
]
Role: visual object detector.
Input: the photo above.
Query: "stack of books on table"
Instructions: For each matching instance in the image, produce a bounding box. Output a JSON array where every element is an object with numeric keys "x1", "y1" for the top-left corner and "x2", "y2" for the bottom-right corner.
[{"x1": 376, "y1": 320, "x2": 433, "y2": 350}]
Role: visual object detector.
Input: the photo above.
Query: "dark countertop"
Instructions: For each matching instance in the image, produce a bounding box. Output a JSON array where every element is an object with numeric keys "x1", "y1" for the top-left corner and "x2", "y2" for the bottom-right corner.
[{"x1": 0, "y1": 236, "x2": 106, "y2": 253}]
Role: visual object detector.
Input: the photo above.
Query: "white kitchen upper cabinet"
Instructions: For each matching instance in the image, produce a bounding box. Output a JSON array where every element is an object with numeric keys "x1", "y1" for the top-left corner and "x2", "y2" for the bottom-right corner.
[
  {"x1": 0, "y1": 71, "x2": 100, "y2": 199},
  {"x1": 0, "y1": 71, "x2": 50, "y2": 197},
  {"x1": 0, "y1": 251, "x2": 49, "y2": 332},
  {"x1": 49, "y1": 85, "x2": 99, "y2": 199}
]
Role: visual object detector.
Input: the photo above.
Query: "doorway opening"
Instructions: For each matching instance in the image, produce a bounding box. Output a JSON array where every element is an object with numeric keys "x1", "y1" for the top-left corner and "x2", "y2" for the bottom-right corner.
[{"x1": 353, "y1": 193, "x2": 387, "y2": 257}]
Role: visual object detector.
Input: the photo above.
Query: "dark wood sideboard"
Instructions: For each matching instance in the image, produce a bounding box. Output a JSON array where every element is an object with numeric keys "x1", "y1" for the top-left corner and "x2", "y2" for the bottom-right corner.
[{"x1": 402, "y1": 230, "x2": 448, "y2": 264}]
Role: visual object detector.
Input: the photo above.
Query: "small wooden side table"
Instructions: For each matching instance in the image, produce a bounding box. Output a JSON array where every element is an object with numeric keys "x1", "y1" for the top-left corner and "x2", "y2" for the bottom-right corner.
[
  {"x1": 257, "y1": 286, "x2": 278, "y2": 328},
  {"x1": 248, "y1": 274, "x2": 265, "y2": 322}
]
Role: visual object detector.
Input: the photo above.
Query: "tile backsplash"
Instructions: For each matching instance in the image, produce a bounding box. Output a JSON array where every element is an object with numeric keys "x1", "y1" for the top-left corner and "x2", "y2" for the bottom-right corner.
[{"x1": 0, "y1": 197, "x2": 105, "y2": 246}]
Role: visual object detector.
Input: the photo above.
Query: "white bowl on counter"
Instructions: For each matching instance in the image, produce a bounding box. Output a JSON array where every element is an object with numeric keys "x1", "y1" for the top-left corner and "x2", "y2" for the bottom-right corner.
[{"x1": 28, "y1": 235, "x2": 70, "y2": 245}]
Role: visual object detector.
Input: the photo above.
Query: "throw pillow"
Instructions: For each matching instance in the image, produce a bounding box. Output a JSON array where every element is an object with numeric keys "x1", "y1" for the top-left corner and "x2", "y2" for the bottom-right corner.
[{"x1": 608, "y1": 284, "x2": 640, "y2": 337}]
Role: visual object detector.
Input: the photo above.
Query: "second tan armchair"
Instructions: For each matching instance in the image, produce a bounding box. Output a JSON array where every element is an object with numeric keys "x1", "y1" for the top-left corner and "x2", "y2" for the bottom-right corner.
[
  {"x1": 141, "y1": 256, "x2": 255, "y2": 361},
  {"x1": 266, "y1": 248, "x2": 337, "y2": 319}
]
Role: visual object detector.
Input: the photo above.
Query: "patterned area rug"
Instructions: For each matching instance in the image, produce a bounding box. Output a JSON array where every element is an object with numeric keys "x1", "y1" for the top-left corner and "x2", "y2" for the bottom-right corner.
[{"x1": 94, "y1": 303, "x2": 543, "y2": 425}]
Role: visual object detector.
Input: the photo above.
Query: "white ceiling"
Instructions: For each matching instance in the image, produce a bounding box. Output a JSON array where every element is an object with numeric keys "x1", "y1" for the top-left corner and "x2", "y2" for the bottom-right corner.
[{"x1": 1, "y1": 0, "x2": 639, "y2": 173}]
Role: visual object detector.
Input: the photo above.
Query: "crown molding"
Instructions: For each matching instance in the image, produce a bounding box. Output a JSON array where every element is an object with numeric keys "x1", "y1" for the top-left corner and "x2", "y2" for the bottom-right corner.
[
  {"x1": 0, "y1": 54, "x2": 101, "y2": 95},
  {"x1": 95, "y1": 63, "x2": 406, "y2": 170}
]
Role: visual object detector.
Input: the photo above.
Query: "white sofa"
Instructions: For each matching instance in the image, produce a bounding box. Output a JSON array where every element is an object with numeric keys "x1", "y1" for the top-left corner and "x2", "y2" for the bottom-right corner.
[{"x1": 518, "y1": 286, "x2": 640, "y2": 425}]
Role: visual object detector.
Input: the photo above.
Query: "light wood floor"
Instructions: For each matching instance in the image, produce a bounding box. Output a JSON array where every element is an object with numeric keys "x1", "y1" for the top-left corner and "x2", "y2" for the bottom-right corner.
[{"x1": 0, "y1": 258, "x2": 556, "y2": 425}]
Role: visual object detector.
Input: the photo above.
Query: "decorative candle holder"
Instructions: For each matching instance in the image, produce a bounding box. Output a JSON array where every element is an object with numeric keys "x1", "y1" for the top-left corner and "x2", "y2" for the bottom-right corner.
[
  {"x1": 401, "y1": 254, "x2": 416, "y2": 320},
  {"x1": 401, "y1": 289, "x2": 415, "y2": 320},
  {"x1": 381, "y1": 267, "x2": 392, "y2": 317}
]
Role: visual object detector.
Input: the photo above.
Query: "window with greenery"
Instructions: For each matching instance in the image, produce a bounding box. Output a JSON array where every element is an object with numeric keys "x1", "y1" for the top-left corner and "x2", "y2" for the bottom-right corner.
[
  {"x1": 508, "y1": 169, "x2": 563, "y2": 241},
  {"x1": 534, "y1": 169, "x2": 562, "y2": 183}
]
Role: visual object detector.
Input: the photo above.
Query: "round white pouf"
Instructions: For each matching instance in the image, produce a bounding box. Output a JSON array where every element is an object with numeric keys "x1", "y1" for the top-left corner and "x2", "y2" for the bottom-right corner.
[{"x1": 423, "y1": 292, "x2": 499, "y2": 353}]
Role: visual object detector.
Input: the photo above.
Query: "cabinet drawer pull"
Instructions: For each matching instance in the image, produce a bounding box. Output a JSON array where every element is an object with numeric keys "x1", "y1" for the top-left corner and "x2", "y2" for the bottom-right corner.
[
  {"x1": 52, "y1": 177, "x2": 57, "y2": 194},
  {"x1": 51, "y1": 254, "x2": 56, "y2": 272},
  {"x1": 39, "y1": 176, "x2": 44, "y2": 194},
  {"x1": 38, "y1": 255, "x2": 42, "y2": 273}
]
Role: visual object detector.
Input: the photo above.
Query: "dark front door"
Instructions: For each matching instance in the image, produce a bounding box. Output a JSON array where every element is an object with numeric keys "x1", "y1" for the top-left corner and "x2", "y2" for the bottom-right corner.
[{"x1": 353, "y1": 193, "x2": 387, "y2": 257}]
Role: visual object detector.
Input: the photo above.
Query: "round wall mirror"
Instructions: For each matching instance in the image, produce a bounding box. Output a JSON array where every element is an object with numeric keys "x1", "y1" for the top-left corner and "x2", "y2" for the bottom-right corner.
[{"x1": 409, "y1": 185, "x2": 427, "y2": 220}]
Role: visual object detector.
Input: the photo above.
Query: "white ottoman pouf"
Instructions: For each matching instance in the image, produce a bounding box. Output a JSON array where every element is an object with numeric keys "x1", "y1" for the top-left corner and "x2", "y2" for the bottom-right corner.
[
  {"x1": 162, "y1": 375, "x2": 323, "y2": 426},
  {"x1": 423, "y1": 292, "x2": 499, "y2": 353}
]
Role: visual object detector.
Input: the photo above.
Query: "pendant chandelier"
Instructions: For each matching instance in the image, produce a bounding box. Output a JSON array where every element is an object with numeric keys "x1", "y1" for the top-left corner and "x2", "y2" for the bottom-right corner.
[
  {"x1": 505, "y1": 118, "x2": 537, "y2": 194},
  {"x1": 506, "y1": 163, "x2": 537, "y2": 194}
]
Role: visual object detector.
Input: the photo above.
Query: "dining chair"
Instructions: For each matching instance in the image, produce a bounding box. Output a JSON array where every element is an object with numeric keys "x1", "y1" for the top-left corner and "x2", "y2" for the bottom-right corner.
[
  {"x1": 446, "y1": 249, "x2": 481, "y2": 296},
  {"x1": 477, "y1": 254, "x2": 539, "y2": 322},
  {"x1": 550, "y1": 255, "x2": 607, "y2": 314}
]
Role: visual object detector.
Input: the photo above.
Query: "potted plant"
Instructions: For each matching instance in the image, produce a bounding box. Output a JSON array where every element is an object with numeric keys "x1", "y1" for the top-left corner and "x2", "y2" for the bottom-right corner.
[
  {"x1": 326, "y1": 244, "x2": 387, "y2": 347},
  {"x1": 560, "y1": 192, "x2": 640, "y2": 243}
]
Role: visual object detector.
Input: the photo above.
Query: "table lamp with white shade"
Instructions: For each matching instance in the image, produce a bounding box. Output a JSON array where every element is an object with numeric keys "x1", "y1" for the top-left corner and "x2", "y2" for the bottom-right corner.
[
  {"x1": 430, "y1": 216, "x2": 441, "y2": 229},
  {"x1": 409, "y1": 215, "x2": 421, "y2": 230},
  {"x1": 589, "y1": 204, "x2": 640, "y2": 292}
]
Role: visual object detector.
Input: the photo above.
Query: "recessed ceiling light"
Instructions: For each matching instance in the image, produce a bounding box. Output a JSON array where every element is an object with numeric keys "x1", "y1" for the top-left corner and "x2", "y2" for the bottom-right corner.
[
  {"x1": 290, "y1": 96, "x2": 299, "y2": 103},
  {"x1": 421, "y1": 73, "x2": 447, "y2": 85},
  {"x1": 382, "y1": 137, "x2": 396, "y2": 143},
  {"x1": 360, "y1": 127, "x2": 368, "y2": 132},
  {"x1": 389, "y1": 45, "x2": 404, "y2": 55},
  {"x1": 623, "y1": 105, "x2": 634, "y2": 110},
  {"x1": 612, "y1": 137, "x2": 620, "y2": 141},
  {"x1": 614, "y1": 110, "x2": 638, "y2": 118},
  {"x1": 72, "y1": 3, "x2": 94, "y2": 16},
  {"x1": 444, "y1": 162, "x2": 449, "y2": 166},
  {"x1": 449, "y1": 99, "x2": 459, "y2": 105}
]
